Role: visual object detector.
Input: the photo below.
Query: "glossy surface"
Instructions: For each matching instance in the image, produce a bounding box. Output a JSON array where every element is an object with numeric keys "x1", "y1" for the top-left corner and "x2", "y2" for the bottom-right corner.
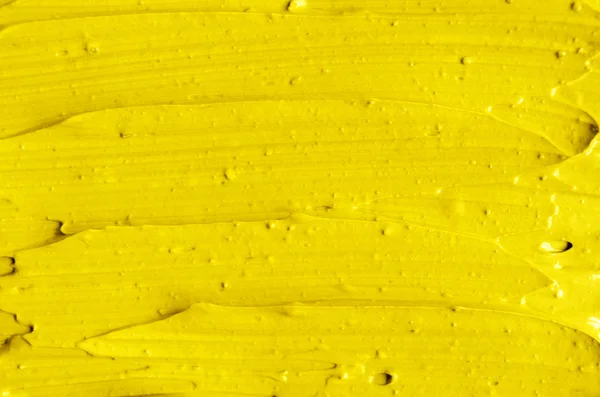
[{"x1": 1, "y1": 1, "x2": 599, "y2": 396}]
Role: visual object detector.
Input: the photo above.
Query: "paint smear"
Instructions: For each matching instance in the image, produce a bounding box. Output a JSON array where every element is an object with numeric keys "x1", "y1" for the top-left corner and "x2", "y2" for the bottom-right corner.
[{"x1": 1, "y1": 1, "x2": 599, "y2": 396}]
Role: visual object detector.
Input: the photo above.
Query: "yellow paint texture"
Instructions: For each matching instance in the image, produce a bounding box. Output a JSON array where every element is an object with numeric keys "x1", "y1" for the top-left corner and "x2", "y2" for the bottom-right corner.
[{"x1": 1, "y1": 0, "x2": 600, "y2": 396}]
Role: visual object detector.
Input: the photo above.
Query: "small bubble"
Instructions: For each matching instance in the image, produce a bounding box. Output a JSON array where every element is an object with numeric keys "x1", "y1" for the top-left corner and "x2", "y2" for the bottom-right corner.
[
  {"x1": 372, "y1": 372, "x2": 394, "y2": 386},
  {"x1": 460, "y1": 57, "x2": 472, "y2": 65},
  {"x1": 289, "y1": 76, "x2": 303, "y2": 85},
  {"x1": 571, "y1": 1, "x2": 582, "y2": 11},
  {"x1": 84, "y1": 42, "x2": 100, "y2": 54},
  {"x1": 224, "y1": 168, "x2": 237, "y2": 180},
  {"x1": 287, "y1": 0, "x2": 307, "y2": 11},
  {"x1": 539, "y1": 240, "x2": 573, "y2": 254}
]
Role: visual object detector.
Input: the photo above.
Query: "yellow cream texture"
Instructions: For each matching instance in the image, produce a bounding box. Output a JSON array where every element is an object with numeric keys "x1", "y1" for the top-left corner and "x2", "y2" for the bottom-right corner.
[{"x1": 1, "y1": 0, "x2": 600, "y2": 396}]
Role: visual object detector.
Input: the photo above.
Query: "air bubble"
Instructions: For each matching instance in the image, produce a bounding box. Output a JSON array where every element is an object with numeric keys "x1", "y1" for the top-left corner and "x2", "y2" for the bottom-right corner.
[
  {"x1": 372, "y1": 372, "x2": 394, "y2": 386},
  {"x1": 540, "y1": 240, "x2": 573, "y2": 254}
]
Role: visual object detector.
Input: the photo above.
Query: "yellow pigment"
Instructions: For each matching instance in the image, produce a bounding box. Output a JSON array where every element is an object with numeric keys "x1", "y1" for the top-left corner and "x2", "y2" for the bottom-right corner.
[{"x1": 0, "y1": 0, "x2": 599, "y2": 396}]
